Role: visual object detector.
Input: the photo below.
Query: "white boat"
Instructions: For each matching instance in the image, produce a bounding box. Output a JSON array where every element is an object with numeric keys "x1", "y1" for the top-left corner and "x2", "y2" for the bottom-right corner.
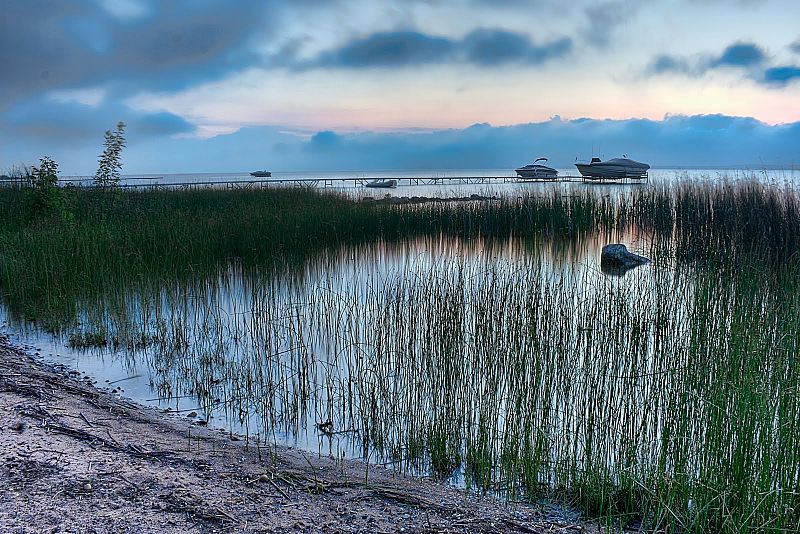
[
  {"x1": 574, "y1": 156, "x2": 649, "y2": 180},
  {"x1": 515, "y1": 158, "x2": 558, "y2": 180},
  {"x1": 365, "y1": 179, "x2": 397, "y2": 188}
]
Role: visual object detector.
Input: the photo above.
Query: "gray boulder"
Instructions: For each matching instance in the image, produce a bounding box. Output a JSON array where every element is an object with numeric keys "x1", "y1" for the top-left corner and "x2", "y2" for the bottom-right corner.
[{"x1": 601, "y1": 244, "x2": 650, "y2": 274}]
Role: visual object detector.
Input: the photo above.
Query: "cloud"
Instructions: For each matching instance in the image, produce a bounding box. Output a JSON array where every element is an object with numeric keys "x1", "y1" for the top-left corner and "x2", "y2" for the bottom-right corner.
[
  {"x1": 133, "y1": 112, "x2": 195, "y2": 136},
  {"x1": 583, "y1": 0, "x2": 641, "y2": 48},
  {"x1": 0, "y1": 1, "x2": 269, "y2": 110},
  {"x1": 307, "y1": 130, "x2": 343, "y2": 149},
  {"x1": 710, "y1": 42, "x2": 767, "y2": 68},
  {"x1": 791, "y1": 39, "x2": 800, "y2": 54},
  {"x1": 95, "y1": 0, "x2": 151, "y2": 20},
  {"x1": 314, "y1": 31, "x2": 455, "y2": 67},
  {"x1": 215, "y1": 114, "x2": 800, "y2": 171},
  {"x1": 645, "y1": 41, "x2": 787, "y2": 86},
  {"x1": 6, "y1": 114, "x2": 797, "y2": 174},
  {"x1": 2, "y1": 96, "x2": 195, "y2": 147},
  {"x1": 762, "y1": 66, "x2": 800, "y2": 86},
  {"x1": 647, "y1": 55, "x2": 694, "y2": 75},
  {"x1": 308, "y1": 28, "x2": 571, "y2": 69},
  {"x1": 461, "y1": 29, "x2": 572, "y2": 65},
  {"x1": 49, "y1": 87, "x2": 108, "y2": 107}
]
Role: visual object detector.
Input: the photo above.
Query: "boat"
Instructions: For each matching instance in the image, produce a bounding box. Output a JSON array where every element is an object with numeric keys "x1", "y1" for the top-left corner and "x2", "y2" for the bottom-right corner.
[
  {"x1": 574, "y1": 156, "x2": 649, "y2": 180},
  {"x1": 249, "y1": 170, "x2": 272, "y2": 177},
  {"x1": 515, "y1": 158, "x2": 558, "y2": 180},
  {"x1": 365, "y1": 179, "x2": 397, "y2": 188}
]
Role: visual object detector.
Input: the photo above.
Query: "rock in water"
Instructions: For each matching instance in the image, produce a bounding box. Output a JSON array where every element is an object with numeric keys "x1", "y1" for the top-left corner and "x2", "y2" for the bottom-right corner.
[{"x1": 601, "y1": 244, "x2": 650, "y2": 274}]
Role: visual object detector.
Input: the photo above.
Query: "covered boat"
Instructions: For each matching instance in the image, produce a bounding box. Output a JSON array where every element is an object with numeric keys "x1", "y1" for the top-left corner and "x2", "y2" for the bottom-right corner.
[
  {"x1": 515, "y1": 158, "x2": 558, "y2": 180},
  {"x1": 250, "y1": 170, "x2": 272, "y2": 177},
  {"x1": 365, "y1": 178, "x2": 398, "y2": 188},
  {"x1": 574, "y1": 156, "x2": 649, "y2": 180}
]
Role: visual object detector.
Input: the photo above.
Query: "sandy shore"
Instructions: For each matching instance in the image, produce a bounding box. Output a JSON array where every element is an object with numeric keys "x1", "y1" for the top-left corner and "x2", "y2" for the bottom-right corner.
[{"x1": 0, "y1": 336, "x2": 588, "y2": 533}]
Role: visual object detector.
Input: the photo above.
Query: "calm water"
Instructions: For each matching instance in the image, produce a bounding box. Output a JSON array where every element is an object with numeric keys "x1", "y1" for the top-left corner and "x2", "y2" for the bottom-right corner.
[{"x1": 2, "y1": 229, "x2": 654, "y2": 467}]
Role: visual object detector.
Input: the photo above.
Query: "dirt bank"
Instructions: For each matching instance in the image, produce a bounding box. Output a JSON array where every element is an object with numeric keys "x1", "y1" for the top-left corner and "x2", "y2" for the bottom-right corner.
[{"x1": 0, "y1": 336, "x2": 588, "y2": 533}]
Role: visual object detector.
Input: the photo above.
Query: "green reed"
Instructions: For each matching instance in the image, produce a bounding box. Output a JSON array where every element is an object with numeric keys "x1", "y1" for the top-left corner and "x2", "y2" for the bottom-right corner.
[
  {"x1": 69, "y1": 246, "x2": 800, "y2": 532},
  {"x1": 2, "y1": 178, "x2": 800, "y2": 532}
]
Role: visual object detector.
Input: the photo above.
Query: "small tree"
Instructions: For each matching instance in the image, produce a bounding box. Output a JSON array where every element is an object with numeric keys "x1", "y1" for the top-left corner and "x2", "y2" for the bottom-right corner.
[
  {"x1": 94, "y1": 121, "x2": 126, "y2": 186},
  {"x1": 26, "y1": 156, "x2": 65, "y2": 218},
  {"x1": 30, "y1": 156, "x2": 59, "y2": 190}
]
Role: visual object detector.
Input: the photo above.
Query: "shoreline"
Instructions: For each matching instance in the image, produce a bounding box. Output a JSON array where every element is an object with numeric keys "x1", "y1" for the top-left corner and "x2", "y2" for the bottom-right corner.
[{"x1": 0, "y1": 336, "x2": 587, "y2": 533}]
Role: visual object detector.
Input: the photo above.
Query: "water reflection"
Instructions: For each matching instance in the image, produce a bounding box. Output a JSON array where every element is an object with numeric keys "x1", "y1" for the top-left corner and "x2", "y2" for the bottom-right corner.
[{"x1": 2, "y1": 228, "x2": 797, "y2": 526}]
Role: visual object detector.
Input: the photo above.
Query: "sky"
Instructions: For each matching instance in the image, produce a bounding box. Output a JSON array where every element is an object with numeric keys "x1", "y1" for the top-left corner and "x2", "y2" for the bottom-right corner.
[{"x1": 1, "y1": 0, "x2": 799, "y2": 174}]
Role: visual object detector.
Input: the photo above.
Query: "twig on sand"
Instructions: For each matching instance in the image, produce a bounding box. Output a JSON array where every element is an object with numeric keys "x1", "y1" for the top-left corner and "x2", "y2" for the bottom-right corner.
[
  {"x1": 80, "y1": 412, "x2": 94, "y2": 427},
  {"x1": 268, "y1": 477, "x2": 289, "y2": 499},
  {"x1": 108, "y1": 374, "x2": 142, "y2": 384}
]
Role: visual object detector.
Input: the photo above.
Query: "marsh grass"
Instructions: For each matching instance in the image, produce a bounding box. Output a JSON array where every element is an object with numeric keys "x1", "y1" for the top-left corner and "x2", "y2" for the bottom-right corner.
[{"x1": 2, "y1": 179, "x2": 800, "y2": 532}]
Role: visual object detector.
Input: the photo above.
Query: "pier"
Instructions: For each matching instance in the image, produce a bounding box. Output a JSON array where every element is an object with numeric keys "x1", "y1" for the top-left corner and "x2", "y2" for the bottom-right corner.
[{"x1": 0, "y1": 173, "x2": 648, "y2": 190}]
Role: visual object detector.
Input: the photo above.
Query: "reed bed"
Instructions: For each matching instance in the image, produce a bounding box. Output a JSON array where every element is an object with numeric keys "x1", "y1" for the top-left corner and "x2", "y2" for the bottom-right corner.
[{"x1": 2, "y1": 178, "x2": 800, "y2": 532}]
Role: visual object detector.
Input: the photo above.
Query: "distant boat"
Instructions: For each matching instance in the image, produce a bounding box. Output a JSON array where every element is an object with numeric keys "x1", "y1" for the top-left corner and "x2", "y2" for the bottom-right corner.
[
  {"x1": 575, "y1": 156, "x2": 649, "y2": 180},
  {"x1": 515, "y1": 158, "x2": 558, "y2": 180},
  {"x1": 249, "y1": 170, "x2": 272, "y2": 177},
  {"x1": 365, "y1": 179, "x2": 398, "y2": 188}
]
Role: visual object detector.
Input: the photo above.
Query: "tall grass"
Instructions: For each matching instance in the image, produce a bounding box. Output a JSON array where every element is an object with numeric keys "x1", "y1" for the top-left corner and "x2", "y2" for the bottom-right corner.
[
  {"x1": 2, "y1": 179, "x2": 800, "y2": 532},
  {"x1": 0, "y1": 186, "x2": 618, "y2": 327},
  {"x1": 3, "y1": 179, "x2": 799, "y2": 327},
  {"x1": 48, "y1": 244, "x2": 800, "y2": 532}
]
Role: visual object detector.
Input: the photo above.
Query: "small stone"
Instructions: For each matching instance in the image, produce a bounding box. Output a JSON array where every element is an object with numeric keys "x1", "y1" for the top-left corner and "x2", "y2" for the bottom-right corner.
[
  {"x1": 11, "y1": 421, "x2": 26, "y2": 433},
  {"x1": 186, "y1": 411, "x2": 198, "y2": 418},
  {"x1": 83, "y1": 483, "x2": 93, "y2": 491}
]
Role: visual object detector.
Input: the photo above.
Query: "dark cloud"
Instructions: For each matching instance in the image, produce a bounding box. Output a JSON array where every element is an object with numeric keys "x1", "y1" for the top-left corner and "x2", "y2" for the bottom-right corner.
[
  {"x1": 762, "y1": 66, "x2": 800, "y2": 86},
  {"x1": 133, "y1": 112, "x2": 196, "y2": 136},
  {"x1": 309, "y1": 29, "x2": 570, "y2": 69},
  {"x1": 0, "y1": 0, "x2": 270, "y2": 109},
  {"x1": 1, "y1": 96, "x2": 195, "y2": 147},
  {"x1": 314, "y1": 31, "x2": 455, "y2": 67},
  {"x1": 462, "y1": 29, "x2": 571, "y2": 65},
  {"x1": 645, "y1": 41, "x2": 790, "y2": 86},
  {"x1": 710, "y1": 42, "x2": 767, "y2": 68},
  {"x1": 791, "y1": 39, "x2": 800, "y2": 54}
]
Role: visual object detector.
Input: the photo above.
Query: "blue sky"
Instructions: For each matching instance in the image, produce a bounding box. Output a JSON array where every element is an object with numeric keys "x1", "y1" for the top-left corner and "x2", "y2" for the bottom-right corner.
[{"x1": 1, "y1": 0, "x2": 799, "y2": 173}]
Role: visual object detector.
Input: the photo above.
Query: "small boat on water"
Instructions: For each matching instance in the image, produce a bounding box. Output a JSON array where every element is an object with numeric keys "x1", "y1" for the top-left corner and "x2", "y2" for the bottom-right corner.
[
  {"x1": 365, "y1": 179, "x2": 398, "y2": 188},
  {"x1": 575, "y1": 156, "x2": 649, "y2": 180},
  {"x1": 515, "y1": 157, "x2": 558, "y2": 180},
  {"x1": 249, "y1": 170, "x2": 272, "y2": 177}
]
